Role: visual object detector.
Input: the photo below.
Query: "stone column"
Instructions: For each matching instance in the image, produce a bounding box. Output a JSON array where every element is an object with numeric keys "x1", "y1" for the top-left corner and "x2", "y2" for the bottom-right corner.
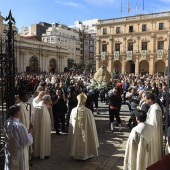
[
  {"x1": 122, "y1": 56, "x2": 126, "y2": 74},
  {"x1": 135, "y1": 56, "x2": 139, "y2": 75},
  {"x1": 108, "y1": 56, "x2": 113, "y2": 72},
  {"x1": 96, "y1": 56, "x2": 100, "y2": 71},
  {"x1": 96, "y1": 37, "x2": 100, "y2": 71},
  {"x1": 149, "y1": 55, "x2": 154, "y2": 75},
  {"x1": 108, "y1": 36, "x2": 113, "y2": 72}
]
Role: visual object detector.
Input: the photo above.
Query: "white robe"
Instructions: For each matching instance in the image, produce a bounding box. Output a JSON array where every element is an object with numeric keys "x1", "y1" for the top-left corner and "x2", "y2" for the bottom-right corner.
[
  {"x1": 146, "y1": 103, "x2": 163, "y2": 161},
  {"x1": 123, "y1": 122, "x2": 156, "y2": 170},
  {"x1": 17, "y1": 101, "x2": 30, "y2": 169},
  {"x1": 4, "y1": 117, "x2": 33, "y2": 170},
  {"x1": 68, "y1": 106, "x2": 99, "y2": 160},
  {"x1": 18, "y1": 101, "x2": 30, "y2": 129},
  {"x1": 33, "y1": 101, "x2": 51, "y2": 159}
]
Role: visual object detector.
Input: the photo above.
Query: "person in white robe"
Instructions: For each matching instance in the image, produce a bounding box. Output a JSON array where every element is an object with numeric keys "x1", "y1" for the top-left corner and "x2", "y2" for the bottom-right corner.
[
  {"x1": 4, "y1": 105, "x2": 33, "y2": 170},
  {"x1": 123, "y1": 110, "x2": 156, "y2": 170},
  {"x1": 32, "y1": 91, "x2": 46, "y2": 108},
  {"x1": 145, "y1": 93, "x2": 163, "y2": 161},
  {"x1": 33, "y1": 94, "x2": 52, "y2": 159},
  {"x1": 18, "y1": 93, "x2": 31, "y2": 168},
  {"x1": 51, "y1": 75, "x2": 56, "y2": 84},
  {"x1": 68, "y1": 92, "x2": 99, "y2": 160}
]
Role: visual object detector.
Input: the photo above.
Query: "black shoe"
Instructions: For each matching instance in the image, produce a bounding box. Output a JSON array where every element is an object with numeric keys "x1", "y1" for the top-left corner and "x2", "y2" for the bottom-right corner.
[
  {"x1": 97, "y1": 112, "x2": 100, "y2": 114},
  {"x1": 56, "y1": 132, "x2": 61, "y2": 135},
  {"x1": 45, "y1": 156, "x2": 50, "y2": 159}
]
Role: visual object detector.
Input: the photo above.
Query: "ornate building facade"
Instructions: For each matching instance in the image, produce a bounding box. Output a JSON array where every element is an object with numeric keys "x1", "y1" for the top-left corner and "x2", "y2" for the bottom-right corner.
[
  {"x1": 95, "y1": 11, "x2": 170, "y2": 75},
  {"x1": 0, "y1": 14, "x2": 68, "y2": 73}
]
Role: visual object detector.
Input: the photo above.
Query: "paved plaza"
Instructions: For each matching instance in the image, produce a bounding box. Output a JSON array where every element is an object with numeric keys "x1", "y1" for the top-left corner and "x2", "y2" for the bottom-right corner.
[{"x1": 30, "y1": 102, "x2": 131, "y2": 170}]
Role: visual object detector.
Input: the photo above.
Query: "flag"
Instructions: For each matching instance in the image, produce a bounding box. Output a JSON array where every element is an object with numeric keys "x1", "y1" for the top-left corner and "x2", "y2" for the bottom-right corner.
[
  {"x1": 121, "y1": 1, "x2": 122, "y2": 14},
  {"x1": 128, "y1": 0, "x2": 130, "y2": 13},
  {"x1": 143, "y1": 0, "x2": 144, "y2": 11},
  {"x1": 135, "y1": 1, "x2": 138, "y2": 12}
]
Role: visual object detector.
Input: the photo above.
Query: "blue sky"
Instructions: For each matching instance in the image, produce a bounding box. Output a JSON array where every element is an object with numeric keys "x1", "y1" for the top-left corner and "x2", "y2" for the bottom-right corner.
[{"x1": 0, "y1": 0, "x2": 170, "y2": 31}]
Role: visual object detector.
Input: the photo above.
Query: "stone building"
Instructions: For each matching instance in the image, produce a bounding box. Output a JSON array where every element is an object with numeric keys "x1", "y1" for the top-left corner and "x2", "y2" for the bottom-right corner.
[
  {"x1": 42, "y1": 23, "x2": 81, "y2": 64},
  {"x1": 95, "y1": 11, "x2": 170, "y2": 75},
  {"x1": 0, "y1": 14, "x2": 68, "y2": 73}
]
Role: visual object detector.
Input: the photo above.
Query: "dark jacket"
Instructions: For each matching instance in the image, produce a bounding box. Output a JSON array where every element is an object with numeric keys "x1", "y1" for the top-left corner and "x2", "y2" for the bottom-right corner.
[{"x1": 108, "y1": 93, "x2": 122, "y2": 110}]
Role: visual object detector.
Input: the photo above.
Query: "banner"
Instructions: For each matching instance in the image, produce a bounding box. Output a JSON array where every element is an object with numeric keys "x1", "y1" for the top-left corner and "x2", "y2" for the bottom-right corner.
[
  {"x1": 141, "y1": 50, "x2": 147, "y2": 58},
  {"x1": 127, "y1": 51, "x2": 132, "y2": 60},
  {"x1": 114, "y1": 51, "x2": 120, "y2": 60},
  {"x1": 157, "y1": 50, "x2": 164, "y2": 58}
]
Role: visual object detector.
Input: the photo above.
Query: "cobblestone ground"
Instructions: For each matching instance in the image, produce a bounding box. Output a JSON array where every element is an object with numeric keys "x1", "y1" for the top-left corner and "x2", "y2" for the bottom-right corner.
[{"x1": 30, "y1": 102, "x2": 131, "y2": 170}]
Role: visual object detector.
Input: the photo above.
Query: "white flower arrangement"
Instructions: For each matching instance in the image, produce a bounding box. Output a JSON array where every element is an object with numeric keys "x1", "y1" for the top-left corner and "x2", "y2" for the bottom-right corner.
[{"x1": 89, "y1": 80, "x2": 107, "y2": 90}]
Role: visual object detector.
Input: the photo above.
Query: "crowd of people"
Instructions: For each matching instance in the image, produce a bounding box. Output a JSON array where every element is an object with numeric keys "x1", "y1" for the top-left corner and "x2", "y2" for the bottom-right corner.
[{"x1": 3, "y1": 70, "x2": 170, "y2": 170}]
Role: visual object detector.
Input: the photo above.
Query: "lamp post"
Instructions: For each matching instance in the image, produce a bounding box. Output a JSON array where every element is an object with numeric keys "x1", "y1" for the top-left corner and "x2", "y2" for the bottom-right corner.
[{"x1": 31, "y1": 55, "x2": 37, "y2": 73}]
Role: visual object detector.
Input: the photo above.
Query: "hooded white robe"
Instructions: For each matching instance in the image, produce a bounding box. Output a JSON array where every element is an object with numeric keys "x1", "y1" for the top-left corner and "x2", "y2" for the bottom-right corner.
[
  {"x1": 33, "y1": 101, "x2": 51, "y2": 159},
  {"x1": 32, "y1": 96, "x2": 41, "y2": 108},
  {"x1": 68, "y1": 105, "x2": 99, "y2": 160},
  {"x1": 123, "y1": 122, "x2": 156, "y2": 170},
  {"x1": 4, "y1": 117, "x2": 33, "y2": 170},
  {"x1": 146, "y1": 103, "x2": 163, "y2": 161}
]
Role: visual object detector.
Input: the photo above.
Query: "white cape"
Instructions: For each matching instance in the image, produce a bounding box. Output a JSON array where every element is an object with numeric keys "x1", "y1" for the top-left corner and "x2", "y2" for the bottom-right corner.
[{"x1": 68, "y1": 106, "x2": 99, "y2": 160}]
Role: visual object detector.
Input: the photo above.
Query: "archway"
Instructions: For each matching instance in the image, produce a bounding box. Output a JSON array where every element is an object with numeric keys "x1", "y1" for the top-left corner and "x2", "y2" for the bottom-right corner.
[
  {"x1": 113, "y1": 60, "x2": 122, "y2": 73},
  {"x1": 139, "y1": 60, "x2": 149, "y2": 75},
  {"x1": 49, "y1": 58, "x2": 57, "y2": 73},
  {"x1": 125, "y1": 60, "x2": 135, "y2": 74},
  {"x1": 29, "y1": 55, "x2": 39, "y2": 73},
  {"x1": 155, "y1": 60, "x2": 165, "y2": 74}
]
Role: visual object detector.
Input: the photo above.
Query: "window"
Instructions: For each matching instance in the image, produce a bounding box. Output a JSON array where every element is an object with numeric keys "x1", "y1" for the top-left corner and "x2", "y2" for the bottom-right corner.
[
  {"x1": 129, "y1": 26, "x2": 133, "y2": 32},
  {"x1": 142, "y1": 42, "x2": 147, "y2": 50},
  {"x1": 90, "y1": 41, "x2": 93, "y2": 45},
  {"x1": 128, "y1": 43, "x2": 133, "y2": 51},
  {"x1": 90, "y1": 47, "x2": 94, "y2": 51},
  {"x1": 115, "y1": 44, "x2": 120, "y2": 51},
  {"x1": 103, "y1": 28, "x2": 107, "y2": 35},
  {"x1": 102, "y1": 44, "x2": 107, "y2": 52},
  {"x1": 47, "y1": 37, "x2": 50, "y2": 42},
  {"x1": 51, "y1": 37, "x2": 55, "y2": 42},
  {"x1": 159, "y1": 23, "x2": 164, "y2": 30},
  {"x1": 86, "y1": 35, "x2": 89, "y2": 38},
  {"x1": 116, "y1": 27, "x2": 120, "y2": 33},
  {"x1": 158, "y1": 41, "x2": 164, "y2": 49},
  {"x1": 142, "y1": 24, "x2": 147, "y2": 31}
]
